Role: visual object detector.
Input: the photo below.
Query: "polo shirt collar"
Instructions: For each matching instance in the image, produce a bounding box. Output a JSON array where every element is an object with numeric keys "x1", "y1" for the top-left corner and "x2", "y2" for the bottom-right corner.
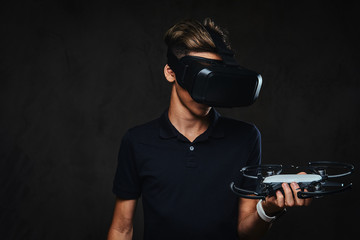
[{"x1": 159, "y1": 108, "x2": 224, "y2": 141}]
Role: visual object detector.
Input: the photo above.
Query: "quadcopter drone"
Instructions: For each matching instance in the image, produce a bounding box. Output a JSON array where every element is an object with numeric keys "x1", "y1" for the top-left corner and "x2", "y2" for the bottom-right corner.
[{"x1": 230, "y1": 161, "x2": 354, "y2": 199}]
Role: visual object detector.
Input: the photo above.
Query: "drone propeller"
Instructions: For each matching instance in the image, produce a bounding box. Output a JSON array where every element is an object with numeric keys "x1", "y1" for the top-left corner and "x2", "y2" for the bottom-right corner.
[
  {"x1": 240, "y1": 164, "x2": 283, "y2": 179},
  {"x1": 307, "y1": 161, "x2": 354, "y2": 178}
]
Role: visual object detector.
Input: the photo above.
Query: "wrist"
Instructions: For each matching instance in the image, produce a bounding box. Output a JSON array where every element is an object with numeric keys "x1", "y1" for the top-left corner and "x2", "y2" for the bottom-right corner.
[
  {"x1": 261, "y1": 200, "x2": 284, "y2": 216},
  {"x1": 257, "y1": 200, "x2": 286, "y2": 223}
]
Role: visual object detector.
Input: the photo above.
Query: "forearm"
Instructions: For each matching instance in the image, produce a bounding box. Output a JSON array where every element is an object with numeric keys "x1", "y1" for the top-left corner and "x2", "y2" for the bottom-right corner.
[
  {"x1": 238, "y1": 211, "x2": 271, "y2": 240},
  {"x1": 107, "y1": 225, "x2": 133, "y2": 240},
  {"x1": 108, "y1": 198, "x2": 137, "y2": 240}
]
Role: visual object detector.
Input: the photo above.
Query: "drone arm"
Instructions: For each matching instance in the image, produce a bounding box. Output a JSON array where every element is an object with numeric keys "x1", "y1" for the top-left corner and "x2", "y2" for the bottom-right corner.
[
  {"x1": 297, "y1": 183, "x2": 353, "y2": 199},
  {"x1": 230, "y1": 182, "x2": 266, "y2": 200}
]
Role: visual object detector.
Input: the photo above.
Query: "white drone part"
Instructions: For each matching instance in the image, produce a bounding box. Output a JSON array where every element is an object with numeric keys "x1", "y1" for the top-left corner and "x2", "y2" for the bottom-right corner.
[{"x1": 263, "y1": 174, "x2": 322, "y2": 183}]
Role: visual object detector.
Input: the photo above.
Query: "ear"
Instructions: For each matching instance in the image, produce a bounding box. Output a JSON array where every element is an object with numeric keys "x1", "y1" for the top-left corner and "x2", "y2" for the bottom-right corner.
[{"x1": 164, "y1": 64, "x2": 176, "y2": 83}]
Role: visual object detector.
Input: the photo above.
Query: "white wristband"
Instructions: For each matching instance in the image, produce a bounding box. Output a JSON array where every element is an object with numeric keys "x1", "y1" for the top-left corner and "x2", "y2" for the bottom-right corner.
[{"x1": 256, "y1": 200, "x2": 276, "y2": 223}]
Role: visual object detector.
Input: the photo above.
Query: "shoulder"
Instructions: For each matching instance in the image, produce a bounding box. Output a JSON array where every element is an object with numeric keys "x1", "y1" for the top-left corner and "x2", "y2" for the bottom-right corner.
[
  {"x1": 123, "y1": 117, "x2": 161, "y2": 143},
  {"x1": 218, "y1": 116, "x2": 260, "y2": 139}
]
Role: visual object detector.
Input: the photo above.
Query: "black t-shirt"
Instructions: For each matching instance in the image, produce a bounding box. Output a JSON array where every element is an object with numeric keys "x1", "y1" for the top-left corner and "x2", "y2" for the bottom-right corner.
[{"x1": 113, "y1": 108, "x2": 261, "y2": 240}]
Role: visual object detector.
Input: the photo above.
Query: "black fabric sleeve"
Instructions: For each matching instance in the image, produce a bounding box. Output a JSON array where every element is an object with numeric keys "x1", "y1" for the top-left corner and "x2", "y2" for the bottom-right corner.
[
  {"x1": 112, "y1": 131, "x2": 141, "y2": 199},
  {"x1": 239, "y1": 125, "x2": 261, "y2": 191}
]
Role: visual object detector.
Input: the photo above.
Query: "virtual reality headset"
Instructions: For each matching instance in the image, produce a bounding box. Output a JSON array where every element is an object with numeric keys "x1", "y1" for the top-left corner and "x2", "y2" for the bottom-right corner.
[{"x1": 166, "y1": 26, "x2": 262, "y2": 108}]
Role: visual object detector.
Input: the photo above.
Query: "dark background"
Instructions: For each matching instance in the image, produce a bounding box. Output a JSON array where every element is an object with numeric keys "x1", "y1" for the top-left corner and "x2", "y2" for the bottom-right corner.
[{"x1": 1, "y1": 0, "x2": 359, "y2": 239}]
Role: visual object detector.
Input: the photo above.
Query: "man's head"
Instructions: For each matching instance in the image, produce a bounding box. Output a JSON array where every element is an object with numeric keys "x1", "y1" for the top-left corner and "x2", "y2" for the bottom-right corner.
[
  {"x1": 163, "y1": 18, "x2": 230, "y2": 117},
  {"x1": 163, "y1": 18, "x2": 262, "y2": 112}
]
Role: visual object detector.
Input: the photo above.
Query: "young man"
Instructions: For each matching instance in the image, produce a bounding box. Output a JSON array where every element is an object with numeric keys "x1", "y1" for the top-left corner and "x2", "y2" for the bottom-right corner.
[{"x1": 108, "y1": 18, "x2": 311, "y2": 240}]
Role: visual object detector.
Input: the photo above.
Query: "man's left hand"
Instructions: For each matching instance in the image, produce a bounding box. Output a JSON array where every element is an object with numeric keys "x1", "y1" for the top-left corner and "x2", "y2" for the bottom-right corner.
[{"x1": 261, "y1": 172, "x2": 312, "y2": 216}]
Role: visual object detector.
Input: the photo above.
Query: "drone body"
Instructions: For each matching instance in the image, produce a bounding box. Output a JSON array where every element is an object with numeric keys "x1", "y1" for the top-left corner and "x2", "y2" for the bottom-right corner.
[
  {"x1": 231, "y1": 161, "x2": 354, "y2": 199},
  {"x1": 263, "y1": 174, "x2": 322, "y2": 183}
]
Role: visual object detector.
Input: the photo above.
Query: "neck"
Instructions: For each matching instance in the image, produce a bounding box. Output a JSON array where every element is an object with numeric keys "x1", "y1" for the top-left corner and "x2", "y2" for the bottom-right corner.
[{"x1": 168, "y1": 87, "x2": 212, "y2": 142}]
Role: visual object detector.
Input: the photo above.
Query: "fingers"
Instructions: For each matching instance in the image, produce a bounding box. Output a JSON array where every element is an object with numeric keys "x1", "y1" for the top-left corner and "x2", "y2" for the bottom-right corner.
[
  {"x1": 296, "y1": 172, "x2": 313, "y2": 206},
  {"x1": 282, "y1": 183, "x2": 295, "y2": 207},
  {"x1": 281, "y1": 182, "x2": 311, "y2": 208},
  {"x1": 262, "y1": 191, "x2": 284, "y2": 215},
  {"x1": 290, "y1": 182, "x2": 305, "y2": 206},
  {"x1": 275, "y1": 190, "x2": 285, "y2": 208}
]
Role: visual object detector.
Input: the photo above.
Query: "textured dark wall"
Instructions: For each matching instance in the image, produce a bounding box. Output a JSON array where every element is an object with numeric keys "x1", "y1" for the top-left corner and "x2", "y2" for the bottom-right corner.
[{"x1": 1, "y1": 1, "x2": 359, "y2": 239}]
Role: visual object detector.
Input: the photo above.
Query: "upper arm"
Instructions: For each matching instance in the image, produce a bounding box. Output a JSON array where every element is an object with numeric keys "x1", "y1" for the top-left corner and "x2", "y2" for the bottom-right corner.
[
  {"x1": 113, "y1": 131, "x2": 141, "y2": 199},
  {"x1": 110, "y1": 197, "x2": 138, "y2": 232}
]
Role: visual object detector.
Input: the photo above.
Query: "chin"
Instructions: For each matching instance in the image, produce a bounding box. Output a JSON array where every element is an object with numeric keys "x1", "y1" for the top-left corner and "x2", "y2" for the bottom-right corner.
[{"x1": 189, "y1": 103, "x2": 212, "y2": 118}]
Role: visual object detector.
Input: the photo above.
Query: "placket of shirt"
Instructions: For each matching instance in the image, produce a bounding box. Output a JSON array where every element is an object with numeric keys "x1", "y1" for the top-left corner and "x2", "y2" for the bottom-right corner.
[
  {"x1": 175, "y1": 129, "x2": 211, "y2": 168},
  {"x1": 174, "y1": 135, "x2": 197, "y2": 168},
  {"x1": 185, "y1": 141, "x2": 198, "y2": 168}
]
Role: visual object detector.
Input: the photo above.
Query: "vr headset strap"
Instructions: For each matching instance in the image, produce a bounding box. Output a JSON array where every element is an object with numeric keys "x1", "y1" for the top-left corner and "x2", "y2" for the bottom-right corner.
[
  {"x1": 204, "y1": 26, "x2": 239, "y2": 66},
  {"x1": 166, "y1": 48, "x2": 188, "y2": 89}
]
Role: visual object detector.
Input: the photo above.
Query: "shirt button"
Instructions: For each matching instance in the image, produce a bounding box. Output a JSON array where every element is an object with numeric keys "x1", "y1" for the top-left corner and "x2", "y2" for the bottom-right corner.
[{"x1": 189, "y1": 146, "x2": 194, "y2": 151}]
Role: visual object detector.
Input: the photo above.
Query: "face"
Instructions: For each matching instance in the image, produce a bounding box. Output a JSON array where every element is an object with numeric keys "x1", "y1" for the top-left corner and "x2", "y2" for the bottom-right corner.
[{"x1": 164, "y1": 52, "x2": 222, "y2": 117}]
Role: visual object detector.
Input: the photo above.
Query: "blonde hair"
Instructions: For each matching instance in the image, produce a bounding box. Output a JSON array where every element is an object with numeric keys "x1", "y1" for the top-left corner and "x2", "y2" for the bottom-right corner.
[{"x1": 164, "y1": 18, "x2": 231, "y2": 58}]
